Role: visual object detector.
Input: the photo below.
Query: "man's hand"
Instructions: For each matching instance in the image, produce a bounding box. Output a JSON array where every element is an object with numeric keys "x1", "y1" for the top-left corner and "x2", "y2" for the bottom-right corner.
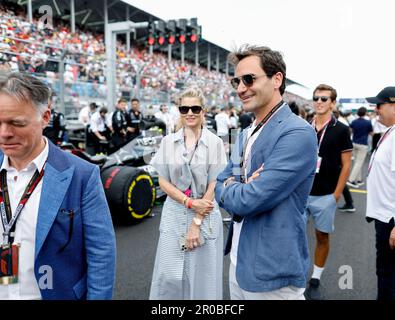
[
  {"x1": 247, "y1": 164, "x2": 264, "y2": 184},
  {"x1": 333, "y1": 192, "x2": 341, "y2": 203},
  {"x1": 389, "y1": 227, "x2": 395, "y2": 250},
  {"x1": 223, "y1": 176, "x2": 235, "y2": 187}
]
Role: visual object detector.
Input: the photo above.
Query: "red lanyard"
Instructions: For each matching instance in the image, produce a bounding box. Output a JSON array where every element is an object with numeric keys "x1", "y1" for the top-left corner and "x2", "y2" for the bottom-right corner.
[
  {"x1": 0, "y1": 166, "x2": 45, "y2": 244},
  {"x1": 367, "y1": 126, "x2": 394, "y2": 176}
]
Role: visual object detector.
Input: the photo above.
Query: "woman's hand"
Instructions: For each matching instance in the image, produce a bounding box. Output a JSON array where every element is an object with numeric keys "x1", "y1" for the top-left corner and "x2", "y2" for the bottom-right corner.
[
  {"x1": 186, "y1": 223, "x2": 202, "y2": 251},
  {"x1": 191, "y1": 199, "x2": 214, "y2": 215}
]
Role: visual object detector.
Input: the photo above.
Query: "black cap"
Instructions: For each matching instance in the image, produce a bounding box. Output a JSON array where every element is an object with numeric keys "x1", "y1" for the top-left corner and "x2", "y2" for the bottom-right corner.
[{"x1": 366, "y1": 87, "x2": 395, "y2": 104}]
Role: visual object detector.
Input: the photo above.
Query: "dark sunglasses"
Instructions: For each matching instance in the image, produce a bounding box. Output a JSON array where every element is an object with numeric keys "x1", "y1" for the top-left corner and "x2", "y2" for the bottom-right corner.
[
  {"x1": 313, "y1": 96, "x2": 331, "y2": 102},
  {"x1": 179, "y1": 105, "x2": 203, "y2": 114},
  {"x1": 230, "y1": 74, "x2": 267, "y2": 90}
]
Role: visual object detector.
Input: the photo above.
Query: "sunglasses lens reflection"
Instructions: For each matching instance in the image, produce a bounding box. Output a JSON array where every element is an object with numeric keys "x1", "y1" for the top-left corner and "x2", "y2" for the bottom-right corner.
[
  {"x1": 230, "y1": 74, "x2": 255, "y2": 89},
  {"x1": 230, "y1": 78, "x2": 240, "y2": 89},
  {"x1": 242, "y1": 74, "x2": 254, "y2": 86}
]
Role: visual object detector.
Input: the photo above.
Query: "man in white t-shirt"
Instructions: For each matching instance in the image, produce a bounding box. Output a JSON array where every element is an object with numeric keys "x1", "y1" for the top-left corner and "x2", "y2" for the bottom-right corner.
[
  {"x1": 365, "y1": 87, "x2": 395, "y2": 300},
  {"x1": 78, "y1": 102, "x2": 97, "y2": 126},
  {"x1": 215, "y1": 107, "x2": 231, "y2": 140},
  {"x1": 154, "y1": 104, "x2": 175, "y2": 135}
]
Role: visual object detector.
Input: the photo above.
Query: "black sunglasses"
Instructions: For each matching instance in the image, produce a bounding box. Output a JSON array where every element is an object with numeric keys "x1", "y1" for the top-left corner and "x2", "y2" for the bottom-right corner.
[
  {"x1": 179, "y1": 105, "x2": 203, "y2": 114},
  {"x1": 313, "y1": 96, "x2": 330, "y2": 102},
  {"x1": 230, "y1": 74, "x2": 267, "y2": 90}
]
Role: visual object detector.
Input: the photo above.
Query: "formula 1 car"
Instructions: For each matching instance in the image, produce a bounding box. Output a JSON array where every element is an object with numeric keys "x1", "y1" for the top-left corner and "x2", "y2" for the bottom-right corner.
[{"x1": 61, "y1": 128, "x2": 165, "y2": 225}]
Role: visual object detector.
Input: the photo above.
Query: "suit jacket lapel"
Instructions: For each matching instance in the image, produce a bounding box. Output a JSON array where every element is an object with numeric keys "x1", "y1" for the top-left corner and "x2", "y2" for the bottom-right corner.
[
  {"x1": 35, "y1": 144, "x2": 74, "y2": 258},
  {"x1": 249, "y1": 105, "x2": 291, "y2": 167}
]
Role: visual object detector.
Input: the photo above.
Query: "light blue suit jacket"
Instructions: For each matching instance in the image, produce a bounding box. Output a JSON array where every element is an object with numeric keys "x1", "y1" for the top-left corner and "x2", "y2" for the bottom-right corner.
[
  {"x1": 0, "y1": 141, "x2": 116, "y2": 299},
  {"x1": 215, "y1": 105, "x2": 317, "y2": 292}
]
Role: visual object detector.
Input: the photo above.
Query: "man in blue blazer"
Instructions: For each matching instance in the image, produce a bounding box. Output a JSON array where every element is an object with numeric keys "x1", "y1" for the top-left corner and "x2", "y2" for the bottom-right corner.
[
  {"x1": 215, "y1": 45, "x2": 317, "y2": 299},
  {"x1": 0, "y1": 73, "x2": 115, "y2": 299}
]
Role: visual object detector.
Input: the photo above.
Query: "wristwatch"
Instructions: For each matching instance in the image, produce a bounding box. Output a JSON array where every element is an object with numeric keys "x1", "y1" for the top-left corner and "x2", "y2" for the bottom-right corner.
[{"x1": 193, "y1": 217, "x2": 202, "y2": 226}]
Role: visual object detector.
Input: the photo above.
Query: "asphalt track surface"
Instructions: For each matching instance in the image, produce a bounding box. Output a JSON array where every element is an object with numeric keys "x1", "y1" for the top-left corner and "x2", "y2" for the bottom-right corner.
[{"x1": 113, "y1": 180, "x2": 377, "y2": 300}]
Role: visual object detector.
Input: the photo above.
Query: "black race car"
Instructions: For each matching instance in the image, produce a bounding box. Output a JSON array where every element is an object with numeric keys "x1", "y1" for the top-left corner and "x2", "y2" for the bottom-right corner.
[{"x1": 62, "y1": 125, "x2": 165, "y2": 225}]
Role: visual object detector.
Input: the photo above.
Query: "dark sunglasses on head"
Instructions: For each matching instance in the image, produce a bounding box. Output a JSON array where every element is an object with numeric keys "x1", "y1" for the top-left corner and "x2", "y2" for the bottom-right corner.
[
  {"x1": 179, "y1": 105, "x2": 203, "y2": 114},
  {"x1": 313, "y1": 96, "x2": 330, "y2": 102},
  {"x1": 230, "y1": 74, "x2": 267, "y2": 90}
]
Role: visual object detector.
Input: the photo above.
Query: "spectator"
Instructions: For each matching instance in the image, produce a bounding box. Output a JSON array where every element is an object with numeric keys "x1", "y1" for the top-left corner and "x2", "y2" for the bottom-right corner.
[
  {"x1": 347, "y1": 107, "x2": 373, "y2": 188},
  {"x1": 215, "y1": 106, "x2": 231, "y2": 144},
  {"x1": 238, "y1": 109, "x2": 253, "y2": 130},
  {"x1": 150, "y1": 86, "x2": 227, "y2": 299},
  {"x1": 154, "y1": 104, "x2": 175, "y2": 135},
  {"x1": 0, "y1": 72, "x2": 115, "y2": 299},
  {"x1": 215, "y1": 45, "x2": 317, "y2": 300},
  {"x1": 128, "y1": 98, "x2": 143, "y2": 140},
  {"x1": 78, "y1": 102, "x2": 97, "y2": 126},
  {"x1": 89, "y1": 106, "x2": 111, "y2": 154},
  {"x1": 305, "y1": 84, "x2": 353, "y2": 300},
  {"x1": 365, "y1": 87, "x2": 395, "y2": 300}
]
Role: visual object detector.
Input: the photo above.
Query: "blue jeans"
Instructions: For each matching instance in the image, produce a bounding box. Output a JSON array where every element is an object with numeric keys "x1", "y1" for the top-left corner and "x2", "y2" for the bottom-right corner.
[{"x1": 375, "y1": 218, "x2": 395, "y2": 300}]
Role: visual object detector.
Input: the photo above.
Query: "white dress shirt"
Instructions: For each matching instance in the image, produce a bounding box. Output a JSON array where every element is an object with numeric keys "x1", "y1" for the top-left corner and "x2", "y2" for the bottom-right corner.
[
  {"x1": 0, "y1": 138, "x2": 49, "y2": 299},
  {"x1": 89, "y1": 111, "x2": 106, "y2": 133},
  {"x1": 230, "y1": 121, "x2": 264, "y2": 267}
]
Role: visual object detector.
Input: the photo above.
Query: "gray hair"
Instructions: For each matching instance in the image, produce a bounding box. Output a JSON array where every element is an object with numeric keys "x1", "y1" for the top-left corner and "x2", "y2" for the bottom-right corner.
[{"x1": 0, "y1": 72, "x2": 51, "y2": 113}]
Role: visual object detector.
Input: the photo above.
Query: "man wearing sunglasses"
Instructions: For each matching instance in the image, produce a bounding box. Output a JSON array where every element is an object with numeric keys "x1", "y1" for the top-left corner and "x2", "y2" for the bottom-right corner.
[
  {"x1": 215, "y1": 45, "x2": 317, "y2": 300},
  {"x1": 305, "y1": 84, "x2": 353, "y2": 300},
  {"x1": 365, "y1": 87, "x2": 395, "y2": 300}
]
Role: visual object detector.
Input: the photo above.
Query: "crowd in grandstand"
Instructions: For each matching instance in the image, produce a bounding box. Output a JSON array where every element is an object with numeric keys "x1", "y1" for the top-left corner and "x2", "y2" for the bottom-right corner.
[{"x1": 0, "y1": 2, "x2": 237, "y2": 109}]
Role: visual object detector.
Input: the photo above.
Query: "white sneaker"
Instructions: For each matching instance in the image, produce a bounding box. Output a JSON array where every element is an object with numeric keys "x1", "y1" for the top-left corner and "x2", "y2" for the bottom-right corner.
[{"x1": 346, "y1": 181, "x2": 359, "y2": 188}]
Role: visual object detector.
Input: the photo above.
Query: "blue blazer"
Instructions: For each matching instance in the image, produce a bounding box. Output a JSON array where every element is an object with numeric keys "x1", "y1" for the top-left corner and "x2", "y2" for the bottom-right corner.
[
  {"x1": 215, "y1": 105, "x2": 317, "y2": 292},
  {"x1": 0, "y1": 141, "x2": 116, "y2": 299}
]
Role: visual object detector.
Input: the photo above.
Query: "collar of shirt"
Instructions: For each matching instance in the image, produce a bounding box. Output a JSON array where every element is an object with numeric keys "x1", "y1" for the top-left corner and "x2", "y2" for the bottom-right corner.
[
  {"x1": 0, "y1": 137, "x2": 49, "y2": 174},
  {"x1": 311, "y1": 114, "x2": 338, "y2": 132},
  {"x1": 173, "y1": 126, "x2": 209, "y2": 148}
]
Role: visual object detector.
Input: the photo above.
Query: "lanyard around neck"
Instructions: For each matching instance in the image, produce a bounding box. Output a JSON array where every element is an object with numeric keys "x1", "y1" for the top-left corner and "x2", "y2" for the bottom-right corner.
[
  {"x1": 367, "y1": 125, "x2": 394, "y2": 176},
  {"x1": 0, "y1": 165, "x2": 45, "y2": 244},
  {"x1": 239, "y1": 100, "x2": 284, "y2": 181},
  {"x1": 312, "y1": 116, "x2": 333, "y2": 154}
]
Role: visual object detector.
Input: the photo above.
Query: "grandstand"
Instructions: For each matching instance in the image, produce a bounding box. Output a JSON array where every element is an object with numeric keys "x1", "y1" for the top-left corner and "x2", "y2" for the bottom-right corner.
[{"x1": 0, "y1": 0, "x2": 310, "y2": 115}]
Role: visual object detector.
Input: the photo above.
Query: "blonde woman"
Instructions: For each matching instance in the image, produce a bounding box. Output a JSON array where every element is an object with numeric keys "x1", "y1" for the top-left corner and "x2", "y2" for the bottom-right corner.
[{"x1": 149, "y1": 87, "x2": 227, "y2": 299}]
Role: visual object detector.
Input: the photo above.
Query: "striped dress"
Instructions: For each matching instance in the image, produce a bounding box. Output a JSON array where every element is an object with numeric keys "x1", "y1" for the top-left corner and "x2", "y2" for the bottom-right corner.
[{"x1": 149, "y1": 127, "x2": 227, "y2": 300}]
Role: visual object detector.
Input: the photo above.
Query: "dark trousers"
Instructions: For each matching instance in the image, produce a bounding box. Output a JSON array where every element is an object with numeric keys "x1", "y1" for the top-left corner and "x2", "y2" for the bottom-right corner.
[
  {"x1": 342, "y1": 185, "x2": 353, "y2": 206},
  {"x1": 91, "y1": 130, "x2": 111, "y2": 154},
  {"x1": 375, "y1": 218, "x2": 395, "y2": 300}
]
